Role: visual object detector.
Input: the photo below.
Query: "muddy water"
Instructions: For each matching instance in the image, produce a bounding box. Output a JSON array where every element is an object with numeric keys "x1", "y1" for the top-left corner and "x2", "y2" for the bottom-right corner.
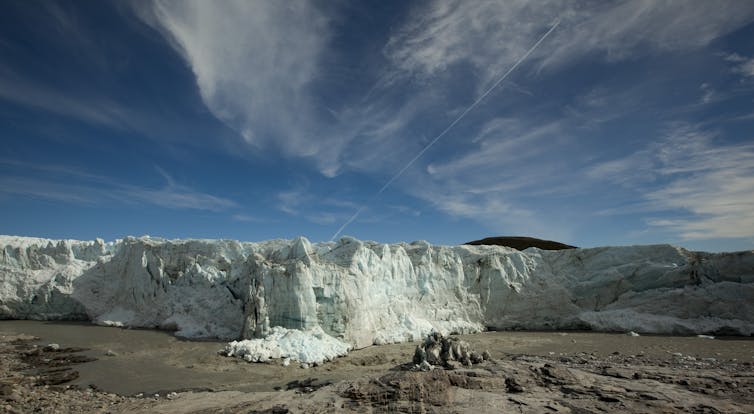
[{"x1": 1, "y1": 321, "x2": 752, "y2": 396}]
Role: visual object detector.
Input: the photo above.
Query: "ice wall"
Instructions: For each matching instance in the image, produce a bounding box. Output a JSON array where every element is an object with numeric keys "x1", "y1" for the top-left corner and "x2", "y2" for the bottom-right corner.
[{"x1": 2, "y1": 235, "x2": 753, "y2": 348}]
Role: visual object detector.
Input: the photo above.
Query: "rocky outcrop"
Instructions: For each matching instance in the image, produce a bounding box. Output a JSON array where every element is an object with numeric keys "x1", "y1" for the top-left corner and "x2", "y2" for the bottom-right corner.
[
  {"x1": 466, "y1": 236, "x2": 576, "y2": 250},
  {"x1": 411, "y1": 332, "x2": 490, "y2": 371}
]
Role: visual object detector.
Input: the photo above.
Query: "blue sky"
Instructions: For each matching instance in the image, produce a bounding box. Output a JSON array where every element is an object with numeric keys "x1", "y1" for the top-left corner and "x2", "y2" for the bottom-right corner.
[{"x1": 1, "y1": 1, "x2": 754, "y2": 251}]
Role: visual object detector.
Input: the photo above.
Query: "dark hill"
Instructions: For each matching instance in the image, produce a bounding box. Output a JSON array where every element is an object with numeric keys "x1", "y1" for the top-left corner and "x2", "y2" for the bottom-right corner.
[{"x1": 465, "y1": 236, "x2": 577, "y2": 251}]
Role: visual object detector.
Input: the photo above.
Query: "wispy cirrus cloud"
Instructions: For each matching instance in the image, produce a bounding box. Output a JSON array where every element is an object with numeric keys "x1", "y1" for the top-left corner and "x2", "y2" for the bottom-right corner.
[
  {"x1": 276, "y1": 185, "x2": 362, "y2": 225},
  {"x1": 0, "y1": 160, "x2": 237, "y2": 212},
  {"x1": 139, "y1": 0, "x2": 754, "y2": 179},
  {"x1": 589, "y1": 124, "x2": 754, "y2": 240},
  {"x1": 0, "y1": 4, "x2": 186, "y2": 138},
  {"x1": 133, "y1": 1, "x2": 754, "y2": 244},
  {"x1": 726, "y1": 53, "x2": 754, "y2": 78},
  {"x1": 117, "y1": 183, "x2": 237, "y2": 211},
  {"x1": 142, "y1": 0, "x2": 338, "y2": 171},
  {"x1": 0, "y1": 66, "x2": 132, "y2": 129},
  {"x1": 231, "y1": 214, "x2": 264, "y2": 223},
  {"x1": 384, "y1": 0, "x2": 754, "y2": 84},
  {"x1": 401, "y1": 115, "x2": 584, "y2": 241},
  {"x1": 275, "y1": 184, "x2": 420, "y2": 226},
  {"x1": 0, "y1": 176, "x2": 98, "y2": 205},
  {"x1": 425, "y1": 119, "x2": 565, "y2": 182}
]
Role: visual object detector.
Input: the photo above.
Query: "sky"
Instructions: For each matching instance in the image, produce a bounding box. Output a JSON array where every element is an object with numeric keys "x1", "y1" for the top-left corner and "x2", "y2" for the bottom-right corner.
[{"x1": 1, "y1": 0, "x2": 754, "y2": 252}]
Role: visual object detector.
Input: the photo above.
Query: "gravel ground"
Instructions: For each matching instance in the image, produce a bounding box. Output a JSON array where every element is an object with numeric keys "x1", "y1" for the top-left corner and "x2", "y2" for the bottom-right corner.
[{"x1": 1, "y1": 321, "x2": 753, "y2": 413}]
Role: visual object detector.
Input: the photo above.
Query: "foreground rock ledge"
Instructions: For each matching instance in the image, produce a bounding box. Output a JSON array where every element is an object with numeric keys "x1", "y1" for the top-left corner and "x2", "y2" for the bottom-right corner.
[{"x1": 1, "y1": 234, "x2": 753, "y2": 362}]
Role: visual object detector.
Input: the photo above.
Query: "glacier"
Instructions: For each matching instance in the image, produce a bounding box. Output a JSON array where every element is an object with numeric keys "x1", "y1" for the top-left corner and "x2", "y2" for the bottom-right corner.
[{"x1": 1, "y1": 234, "x2": 753, "y2": 363}]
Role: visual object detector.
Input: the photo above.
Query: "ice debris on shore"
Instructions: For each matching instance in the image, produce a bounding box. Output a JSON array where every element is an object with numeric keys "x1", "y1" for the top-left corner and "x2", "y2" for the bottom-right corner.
[
  {"x1": 2, "y1": 234, "x2": 754, "y2": 365},
  {"x1": 223, "y1": 326, "x2": 351, "y2": 365}
]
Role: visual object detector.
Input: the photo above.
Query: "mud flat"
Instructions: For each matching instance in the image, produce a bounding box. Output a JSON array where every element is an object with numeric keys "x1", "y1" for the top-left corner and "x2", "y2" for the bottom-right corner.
[{"x1": 1, "y1": 321, "x2": 754, "y2": 413}]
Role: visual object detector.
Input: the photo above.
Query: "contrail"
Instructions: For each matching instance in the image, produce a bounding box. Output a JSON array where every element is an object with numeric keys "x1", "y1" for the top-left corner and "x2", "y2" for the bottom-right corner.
[{"x1": 330, "y1": 19, "x2": 561, "y2": 241}]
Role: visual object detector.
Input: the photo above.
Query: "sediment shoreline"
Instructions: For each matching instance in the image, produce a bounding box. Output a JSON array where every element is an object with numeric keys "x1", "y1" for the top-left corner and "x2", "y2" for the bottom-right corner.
[{"x1": 2, "y1": 321, "x2": 753, "y2": 413}]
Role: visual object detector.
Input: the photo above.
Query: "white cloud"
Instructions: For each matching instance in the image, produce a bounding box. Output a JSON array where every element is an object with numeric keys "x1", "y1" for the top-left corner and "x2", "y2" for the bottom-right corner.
[
  {"x1": 276, "y1": 188, "x2": 308, "y2": 216},
  {"x1": 0, "y1": 66, "x2": 132, "y2": 129},
  {"x1": 410, "y1": 115, "x2": 754, "y2": 243},
  {"x1": 275, "y1": 186, "x2": 358, "y2": 225},
  {"x1": 132, "y1": 1, "x2": 754, "y2": 243},
  {"x1": 0, "y1": 176, "x2": 238, "y2": 211},
  {"x1": 231, "y1": 214, "x2": 263, "y2": 223},
  {"x1": 140, "y1": 0, "x2": 754, "y2": 182},
  {"x1": 117, "y1": 184, "x2": 237, "y2": 211},
  {"x1": 699, "y1": 83, "x2": 718, "y2": 105},
  {"x1": 726, "y1": 53, "x2": 754, "y2": 78},
  {"x1": 384, "y1": 1, "x2": 559, "y2": 86},
  {"x1": 0, "y1": 161, "x2": 238, "y2": 212},
  {"x1": 417, "y1": 188, "x2": 574, "y2": 242},
  {"x1": 144, "y1": 0, "x2": 338, "y2": 171},
  {"x1": 274, "y1": 185, "x2": 419, "y2": 227},
  {"x1": 385, "y1": 0, "x2": 754, "y2": 84},
  {"x1": 400, "y1": 116, "x2": 584, "y2": 241},
  {"x1": 0, "y1": 177, "x2": 98, "y2": 205},
  {"x1": 591, "y1": 125, "x2": 754, "y2": 240},
  {"x1": 543, "y1": 1, "x2": 754, "y2": 68},
  {"x1": 426, "y1": 119, "x2": 564, "y2": 181}
]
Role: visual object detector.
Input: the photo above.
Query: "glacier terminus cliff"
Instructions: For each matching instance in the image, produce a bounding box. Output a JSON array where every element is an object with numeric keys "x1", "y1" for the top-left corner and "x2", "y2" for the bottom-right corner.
[{"x1": 1, "y1": 235, "x2": 753, "y2": 364}]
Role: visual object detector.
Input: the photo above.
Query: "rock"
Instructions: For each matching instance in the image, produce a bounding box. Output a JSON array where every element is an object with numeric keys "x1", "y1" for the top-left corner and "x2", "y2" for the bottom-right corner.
[
  {"x1": 44, "y1": 343, "x2": 60, "y2": 351},
  {"x1": 627, "y1": 331, "x2": 640, "y2": 337},
  {"x1": 465, "y1": 236, "x2": 576, "y2": 251},
  {"x1": 0, "y1": 383, "x2": 13, "y2": 396},
  {"x1": 0, "y1": 383, "x2": 18, "y2": 402},
  {"x1": 601, "y1": 367, "x2": 631, "y2": 379},
  {"x1": 285, "y1": 378, "x2": 334, "y2": 393},
  {"x1": 445, "y1": 360, "x2": 463, "y2": 370},
  {"x1": 598, "y1": 393, "x2": 621, "y2": 403},
  {"x1": 538, "y1": 364, "x2": 576, "y2": 385},
  {"x1": 36, "y1": 369, "x2": 79, "y2": 385},
  {"x1": 166, "y1": 392, "x2": 178, "y2": 400},
  {"x1": 412, "y1": 346, "x2": 426, "y2": 365},
  {"x1": 505, "y1": 377, "x2": 524, "y2": 393},
  {"x1": 411, "y1": 333, "x2": 486, "y2": 369},
  {"x1": 104, "y1": 350, "x2": 117, "y2": 357},
  {"x1": 470, "y1": 352, "x2": 484, "y2": 364},
  {"x1": 415, "y1": 361, "x2": 433, "y2": 371}
]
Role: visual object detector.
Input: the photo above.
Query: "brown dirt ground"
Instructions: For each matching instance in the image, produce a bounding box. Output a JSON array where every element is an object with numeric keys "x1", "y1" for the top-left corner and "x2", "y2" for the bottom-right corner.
[{"x1": 1, "y1": 321, "x2": 753, "y2": 413}]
